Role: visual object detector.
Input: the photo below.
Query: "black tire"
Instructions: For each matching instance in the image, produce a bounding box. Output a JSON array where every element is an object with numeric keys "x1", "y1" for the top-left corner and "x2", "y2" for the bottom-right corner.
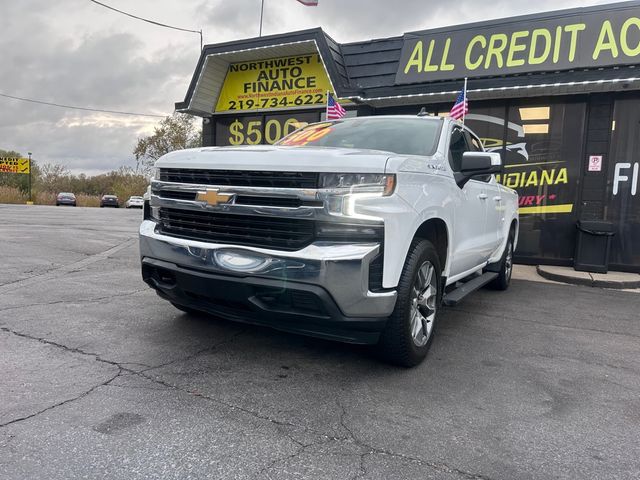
[
  {"x1": 376, "y1": 239, "x2": 442, "y2": 367},
  {"x1": 487, "y1": 235, "x2": 514, "y2": 291}
]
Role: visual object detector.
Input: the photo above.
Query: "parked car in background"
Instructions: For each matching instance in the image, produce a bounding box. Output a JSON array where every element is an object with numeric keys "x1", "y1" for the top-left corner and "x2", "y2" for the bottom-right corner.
[
  {"x1": 125, "y1": 196, "x2": 144, "y2": 208},
  {"x1": 100, "y1": 195, "x2": 119, "y2": 208},
  {"x1": 56, "y1": 192, "x2": 76, "y2": 206}
]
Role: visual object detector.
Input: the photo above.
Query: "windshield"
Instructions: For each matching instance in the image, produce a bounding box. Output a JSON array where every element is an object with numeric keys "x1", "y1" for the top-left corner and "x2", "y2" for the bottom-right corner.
[{"x1": 277, "y1": 117, "x2": 442, "y2": 156}]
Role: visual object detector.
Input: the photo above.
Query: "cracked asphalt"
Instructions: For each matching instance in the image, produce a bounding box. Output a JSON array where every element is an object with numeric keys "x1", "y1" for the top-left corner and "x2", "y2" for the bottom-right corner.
[{"x1": 1, "y1": 204, "x2": 639, "y2": 480}]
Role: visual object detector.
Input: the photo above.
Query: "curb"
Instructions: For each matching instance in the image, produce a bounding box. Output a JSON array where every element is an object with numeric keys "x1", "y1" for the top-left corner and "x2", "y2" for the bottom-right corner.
[{"x1": 536, "y1": 266, "x2": 640, "y2": 289}]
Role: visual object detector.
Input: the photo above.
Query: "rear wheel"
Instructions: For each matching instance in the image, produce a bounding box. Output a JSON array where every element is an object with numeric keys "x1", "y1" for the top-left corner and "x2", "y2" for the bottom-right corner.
[
  {"x1": 487, "y1": 236, "x2": 514, "y2": 291},
  {"x1": 377, "y1": 239, "x2": 442, "y2": 367}
]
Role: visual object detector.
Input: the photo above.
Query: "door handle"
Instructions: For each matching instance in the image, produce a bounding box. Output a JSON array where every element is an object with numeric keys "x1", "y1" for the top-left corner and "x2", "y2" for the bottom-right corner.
[
  {"x1": 493, "y1": 196, "x2": 502, "y2": 202},
  {"x1": 477, "y1": 194, "x2": 488, "y2": 200}
]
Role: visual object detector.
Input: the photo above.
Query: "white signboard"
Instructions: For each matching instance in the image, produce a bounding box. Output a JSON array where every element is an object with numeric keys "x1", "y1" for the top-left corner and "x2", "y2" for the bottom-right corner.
[{"x1": 588, "y1": 155, "x2": 603, "y2": 172}]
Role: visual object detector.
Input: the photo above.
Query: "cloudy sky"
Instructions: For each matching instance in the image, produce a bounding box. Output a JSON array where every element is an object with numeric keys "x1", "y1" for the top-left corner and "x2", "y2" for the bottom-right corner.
[{"x1": 1, "y1": 0, "x2": 613, "y2": 175}]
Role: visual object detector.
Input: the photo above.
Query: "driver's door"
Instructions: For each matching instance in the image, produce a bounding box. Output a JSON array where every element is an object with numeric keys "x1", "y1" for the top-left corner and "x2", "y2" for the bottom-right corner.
[{"x1": 448, "y1": 127, "x2": 493, "y2": 277}]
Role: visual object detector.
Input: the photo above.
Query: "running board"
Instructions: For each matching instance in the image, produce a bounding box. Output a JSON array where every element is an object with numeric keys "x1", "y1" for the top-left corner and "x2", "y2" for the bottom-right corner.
[{"x1": 443, "y1": 272, "x2": 498, "y2": 306}]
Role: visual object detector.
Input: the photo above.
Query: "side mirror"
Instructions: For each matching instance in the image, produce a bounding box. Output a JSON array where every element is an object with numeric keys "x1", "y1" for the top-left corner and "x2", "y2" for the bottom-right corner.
[{"x1": 456, "y1": 152, "x2": 502, "y2": 187}]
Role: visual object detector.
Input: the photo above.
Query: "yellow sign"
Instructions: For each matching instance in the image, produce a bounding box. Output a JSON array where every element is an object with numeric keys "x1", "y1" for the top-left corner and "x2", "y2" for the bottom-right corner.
[
  {"x1": 0, "y1": 157, "x2": 30, "y2": 174},
  {"x1": 519, "y1": 204, "x2": 574, "y2": 215},
  {"x1": 225, "y1": 116, "x2": 314, "y2": 145},
  {"x1": 215, "y1": 54, "x2": 333, "y2": 112}
]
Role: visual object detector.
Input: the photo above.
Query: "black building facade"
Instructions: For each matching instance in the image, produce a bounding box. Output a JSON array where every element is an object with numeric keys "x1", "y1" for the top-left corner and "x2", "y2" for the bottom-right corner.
[{"x1": 176, "y1": 1, "x2": 640, "y2": 272}]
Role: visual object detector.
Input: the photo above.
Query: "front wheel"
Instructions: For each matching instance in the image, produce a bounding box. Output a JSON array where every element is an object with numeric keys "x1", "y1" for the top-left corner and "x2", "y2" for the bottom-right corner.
[{"x1": 376, "y1": 239, "x2": 442, "y2": 367}]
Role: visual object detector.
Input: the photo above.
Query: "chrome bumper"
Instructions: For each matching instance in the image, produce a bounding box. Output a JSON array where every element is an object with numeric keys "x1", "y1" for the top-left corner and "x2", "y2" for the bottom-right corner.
[{"x1": 139, "y1": 220, "x2": 397, "y2": 318}]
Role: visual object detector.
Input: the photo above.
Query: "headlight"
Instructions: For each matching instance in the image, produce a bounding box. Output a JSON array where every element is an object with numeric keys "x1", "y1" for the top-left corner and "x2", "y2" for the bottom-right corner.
[
  {"x1": 152, "y1": 167, "x2": 160, "y2": 181},
  {"x1": 319, "y1": 173, "x2": 395, "y2": 196}
]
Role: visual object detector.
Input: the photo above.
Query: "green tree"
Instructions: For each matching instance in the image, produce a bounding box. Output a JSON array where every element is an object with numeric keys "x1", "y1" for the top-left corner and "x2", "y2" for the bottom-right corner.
[{"x1": 133, "y1": 113, "x2": 202, "y2": 174}]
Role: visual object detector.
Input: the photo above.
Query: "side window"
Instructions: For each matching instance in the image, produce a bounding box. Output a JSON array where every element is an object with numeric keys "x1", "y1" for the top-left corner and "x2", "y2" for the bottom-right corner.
[
  {"x1": 448, "y1": 127, "x2": 469, "y2": 172},
  {"x1": 467, "y1": 133, "x2": 484, "y2": 152},
  {"x1": 465, "y1": 131, "x2": 492, "y2": 183}
]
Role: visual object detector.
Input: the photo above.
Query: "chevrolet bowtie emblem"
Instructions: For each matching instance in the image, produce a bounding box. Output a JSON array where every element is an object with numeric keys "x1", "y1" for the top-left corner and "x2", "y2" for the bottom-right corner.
[{"x1": 196, "y1": 189, "x2": 234, "y2": 206}]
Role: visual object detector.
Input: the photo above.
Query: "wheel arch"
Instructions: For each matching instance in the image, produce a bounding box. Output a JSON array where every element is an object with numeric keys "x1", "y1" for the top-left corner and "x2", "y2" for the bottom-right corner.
[
  {"x1": 412, "y1": 218, "x2": 449, "y2": 275},
  {"x1": 510, "y1": 217, "x2": 519, "y2": 250}
]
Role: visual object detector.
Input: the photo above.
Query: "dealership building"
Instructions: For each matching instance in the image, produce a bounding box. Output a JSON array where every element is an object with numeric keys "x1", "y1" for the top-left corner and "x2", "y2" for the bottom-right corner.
[{"x1": 175, "y1": 1, "x2": 640, "y2": 272}]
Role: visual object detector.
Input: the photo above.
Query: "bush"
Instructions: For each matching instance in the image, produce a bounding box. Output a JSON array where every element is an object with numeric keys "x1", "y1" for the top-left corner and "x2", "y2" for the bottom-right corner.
[
  {"x1": 0, "y1": 186, "x2": 26, "y2": 204},
  {"x1": 35, "y1": 191, "x2": 56, "y2": 205},
  {"x1": 76, "y1": 194, "x2": 101, "y2": 207},
  {"x1": 0, "y1": 156, "x2": 150, "y2": 207}
]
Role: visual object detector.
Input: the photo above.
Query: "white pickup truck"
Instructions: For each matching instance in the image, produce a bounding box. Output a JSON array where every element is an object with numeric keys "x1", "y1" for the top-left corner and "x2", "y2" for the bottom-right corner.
[{"x1": 140, "y1": 115, "x2": 519, "y2": 366}]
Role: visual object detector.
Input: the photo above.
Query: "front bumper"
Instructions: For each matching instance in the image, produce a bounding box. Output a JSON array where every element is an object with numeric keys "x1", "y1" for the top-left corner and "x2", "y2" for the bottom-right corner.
[{"x1": 139, "y1": 220, "x2": 397, "y2": 343}]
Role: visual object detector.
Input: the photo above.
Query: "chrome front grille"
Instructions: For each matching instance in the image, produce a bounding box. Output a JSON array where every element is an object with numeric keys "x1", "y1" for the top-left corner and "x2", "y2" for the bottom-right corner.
[
  {"x1": 151, "y1": 169, "x2": 383, "y2": 255},
  {"x1": 157, "y1": 208, "x2": 315, "y2": 251},
  {"x1": 159, "y1": 169, "x2": 319, "y2": 189}
]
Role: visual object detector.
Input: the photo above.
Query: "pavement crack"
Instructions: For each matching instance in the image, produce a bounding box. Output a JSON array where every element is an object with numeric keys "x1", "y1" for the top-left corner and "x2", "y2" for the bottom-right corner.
[
  {"x1": 0, "y1": 237, "x2": 136, "y2": 294},
  {"x1": 136, "y1": 369, "x2": 301, "y2": 430},
  {"x1": 336, "y1": 398, "x2": 357, "y2": 443},
  {"x1": 336, "y1": 398, "x2": 494, "y2": 480},
  {"x1": 251, "y1": 430, "x2": 332, "y2": 480},
  {"x1": 0, "y1": 369, "x2": 122, "y2": 429},
  {"x1": 139, "y1": 329, "x2": 247, "y2": 374},
  {"x1": 0, "y1": 289, "x2": 149, "y2": 313},
  {"x1": 0, "y1": 327, "x2": 136, "y2": 374},
  {"x1": 1, "y1": 328, "x2": 495, "y2": 480}
]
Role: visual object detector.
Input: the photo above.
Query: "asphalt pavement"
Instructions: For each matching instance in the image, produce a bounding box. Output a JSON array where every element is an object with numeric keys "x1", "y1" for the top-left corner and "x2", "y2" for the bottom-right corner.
[{"x1": 1, "y1": 204, "x2": 639, "y2": 480}]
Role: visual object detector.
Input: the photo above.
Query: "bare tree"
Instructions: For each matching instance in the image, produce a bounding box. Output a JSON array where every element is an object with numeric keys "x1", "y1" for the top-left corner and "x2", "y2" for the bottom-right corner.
[{"x1": 133, "y1": 113, "x2": 202, "y2": 174}]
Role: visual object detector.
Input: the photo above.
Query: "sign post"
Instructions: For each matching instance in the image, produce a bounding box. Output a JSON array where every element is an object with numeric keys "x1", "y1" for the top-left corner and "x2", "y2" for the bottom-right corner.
[{"x1": 27, "y1": 152, "x2": 32, "y2": 204}]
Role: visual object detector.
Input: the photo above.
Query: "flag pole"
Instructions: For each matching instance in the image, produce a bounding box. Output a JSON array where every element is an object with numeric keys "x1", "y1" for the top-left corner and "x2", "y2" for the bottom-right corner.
[
  {"x1": 326, "y1": 90, "x2": 330, "y2": 120},
  {"x1": 462, "y1": 77, "x2": 468, "y2": 125},
  {"x1": 259, "y1": 0, "x2": 265, "y2": 36}
]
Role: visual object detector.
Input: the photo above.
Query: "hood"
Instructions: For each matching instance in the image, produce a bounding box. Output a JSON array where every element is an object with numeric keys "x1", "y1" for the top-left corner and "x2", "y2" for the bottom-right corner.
[{"x1": 155, "y1": 146, "x2": 392, "y2": 173}]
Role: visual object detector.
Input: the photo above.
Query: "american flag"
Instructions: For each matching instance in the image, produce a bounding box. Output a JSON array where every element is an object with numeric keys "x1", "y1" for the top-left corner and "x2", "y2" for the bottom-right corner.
[
  {"x1": 296, "y1": 0, "x2": 318, "y2": 5},
  {"x1": 326, "y1": 92, "x2": 346, "y2": 120},
  {"x1": 449, "y1": 88, "x2": 469, "y2": 120}
]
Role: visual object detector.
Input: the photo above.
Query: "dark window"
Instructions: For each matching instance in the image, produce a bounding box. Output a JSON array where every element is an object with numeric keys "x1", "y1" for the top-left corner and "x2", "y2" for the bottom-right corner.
[
  {"x1": 503, "y1": 102, "x2": 586, "y2": 262},
  {"x1": 467, "y1": 133, "x2": 483, "y2": 151},
  {"x1": 448, "y1": 127, "x2": 468, "y2": 172},
  {"x1": 607, "y1": 98, "x2": 640, "y2": 270},
  {"x1": 464, "y1": 131, "x2": 491, "y2": 182}
]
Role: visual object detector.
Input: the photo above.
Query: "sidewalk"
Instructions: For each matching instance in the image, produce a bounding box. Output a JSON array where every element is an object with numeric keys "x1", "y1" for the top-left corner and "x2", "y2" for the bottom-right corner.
[{"x1": 512, "y1": 265, "x2": 640, "y2": 292}]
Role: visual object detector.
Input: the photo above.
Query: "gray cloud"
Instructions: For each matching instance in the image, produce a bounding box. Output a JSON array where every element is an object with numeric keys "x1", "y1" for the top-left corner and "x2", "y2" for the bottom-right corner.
[
  {"x1": 1, "y1": 0, "x2": 199, "y2": 173},
  {"x1": 1, "y1": 0, "x2": 612, "y2": 174}
]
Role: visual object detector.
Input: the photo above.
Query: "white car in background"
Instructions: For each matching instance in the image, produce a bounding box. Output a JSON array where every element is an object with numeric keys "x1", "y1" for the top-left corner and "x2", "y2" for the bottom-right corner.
[{"x1": 125, "y1": 196, "x2": 144, "y2": 208}]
